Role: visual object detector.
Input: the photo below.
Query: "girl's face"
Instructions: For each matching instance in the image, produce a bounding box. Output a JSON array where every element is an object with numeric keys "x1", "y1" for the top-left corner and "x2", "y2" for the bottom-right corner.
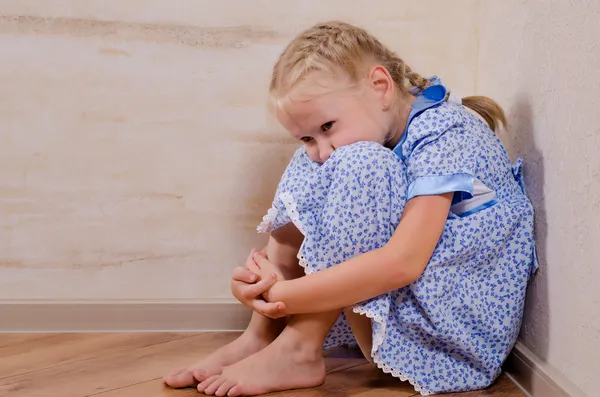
[
  {"x1": 275, "y1": 67, "x2": 406, "y2": 164},
  {"x1": 277, "y1": 88, "x2": 390, "y2": 163}
]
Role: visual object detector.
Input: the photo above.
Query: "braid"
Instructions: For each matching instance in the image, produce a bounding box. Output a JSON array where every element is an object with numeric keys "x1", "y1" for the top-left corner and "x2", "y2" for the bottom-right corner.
[
  {"x1": 270, "y1": 20, "x2": 433, "y2": 101},
  {"x1": 358, "y1": 34, "x2": 431, "y2": 93},
  {"x1": 403, "y1": 63, "x2": 430, "y2": 92}
]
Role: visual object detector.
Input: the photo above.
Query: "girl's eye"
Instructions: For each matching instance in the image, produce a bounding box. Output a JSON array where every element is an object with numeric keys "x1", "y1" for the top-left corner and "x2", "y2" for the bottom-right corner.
[
  {"x1": 321, "y1": 121, "x2": 334, "y2": 132},
  {"x1": 300, "y1": 136, "x2": 313, "y2": 143}
]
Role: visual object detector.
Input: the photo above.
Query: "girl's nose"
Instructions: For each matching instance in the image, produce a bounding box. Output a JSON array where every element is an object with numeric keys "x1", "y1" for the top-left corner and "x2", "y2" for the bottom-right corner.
[{"x1": 318, "y1": 143, "x2": 334, "y2": 162}]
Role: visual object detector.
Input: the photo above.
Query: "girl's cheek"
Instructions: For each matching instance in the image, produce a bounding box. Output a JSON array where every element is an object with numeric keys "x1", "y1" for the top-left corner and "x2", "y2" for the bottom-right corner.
[
  {"x1": 329, "y1": 131, "x2": 343, "y2": 147},
  {"x1": 334, "y1": 131, "x2": 359, "y2": 147}
]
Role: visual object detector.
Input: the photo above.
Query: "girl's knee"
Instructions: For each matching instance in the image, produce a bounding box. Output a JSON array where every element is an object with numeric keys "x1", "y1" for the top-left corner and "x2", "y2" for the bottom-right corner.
[
  {"x1": 325, "y1": 142, "x2": 408, "y2": 195},
  {"x1": 329, "y1": 142, "x2": 401, "y2": 168}
]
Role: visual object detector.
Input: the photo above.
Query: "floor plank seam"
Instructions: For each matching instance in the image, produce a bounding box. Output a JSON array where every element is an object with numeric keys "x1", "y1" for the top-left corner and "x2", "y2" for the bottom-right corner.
[{"x1": 83, "y1": 377, "x2": 162, "y2": 397}]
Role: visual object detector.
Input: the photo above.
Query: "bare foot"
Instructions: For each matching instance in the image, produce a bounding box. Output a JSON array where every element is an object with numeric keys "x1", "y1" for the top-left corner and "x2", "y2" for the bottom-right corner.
[
  {"x1": 162, "y1": 331, "x2": 273, "y2": 388},
  {"x1": 197, "y1": 330, "x2": 326, "y2": 396},
  {"x1": 164, "y1": 251, "x2": 288, "y2": 389}
]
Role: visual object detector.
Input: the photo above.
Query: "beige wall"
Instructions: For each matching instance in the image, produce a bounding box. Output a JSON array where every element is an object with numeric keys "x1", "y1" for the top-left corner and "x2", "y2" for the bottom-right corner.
[
  {"x1": 478, "y1": 1, "x2": 600, "y2": 395},
  {"x1": 0, "y1": 1, "x2": 480, "y2": 301}
]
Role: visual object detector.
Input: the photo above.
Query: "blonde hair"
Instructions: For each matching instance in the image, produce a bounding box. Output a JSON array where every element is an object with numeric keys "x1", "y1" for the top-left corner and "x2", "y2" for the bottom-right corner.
[{"x1": 269, "y1": 21, "x2": 506, "y2": 132}]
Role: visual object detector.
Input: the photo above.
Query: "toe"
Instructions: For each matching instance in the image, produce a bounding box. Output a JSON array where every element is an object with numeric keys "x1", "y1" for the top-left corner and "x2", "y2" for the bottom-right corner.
[
  {"x1": 204, "y1": 376, "x2": 227, "y2": 396},
  {"x1": 198, "y1": 375, "x2": 219, "y2": 393},
  {"x1": 215, "y1": 380, "x2": 236, "y2": 397},
  {"x1": 163, "y1": 368, "x2": 184, "y2": 382},
  {"x1": 227, "y1": 385, "x2": 242, "y2": 397},
  {"x1": 163, "y1": 369, "x2": 195, "y2": 388}
]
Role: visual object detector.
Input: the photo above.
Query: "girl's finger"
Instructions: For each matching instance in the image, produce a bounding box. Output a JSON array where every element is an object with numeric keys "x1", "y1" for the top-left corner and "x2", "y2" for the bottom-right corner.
[
  {"x1": 232, "y1": 266, "x2": 257, "y2": 283},
  {"x1": 246, "y1": 249, "x2": 261, "y2": 272},
  {"x1": 247, "y1": 272, "x2": 278, "y2": 297},
  {"x1": 252, "y1": 299, "x2": 286, "y2": 318},
  {"x1": 252, "y1": 251, "x2": 271, "y2": 270}
]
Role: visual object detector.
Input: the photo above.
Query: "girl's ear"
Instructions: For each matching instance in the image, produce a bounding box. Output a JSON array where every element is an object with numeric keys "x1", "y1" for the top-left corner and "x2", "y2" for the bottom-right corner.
[{"x1": 368, "y1": 64, "x2": 395, "y2": 105}]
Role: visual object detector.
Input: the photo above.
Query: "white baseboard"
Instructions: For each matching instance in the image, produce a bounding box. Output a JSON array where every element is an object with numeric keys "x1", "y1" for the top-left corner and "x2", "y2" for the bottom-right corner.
[
  {"x1": 504, "y1": 342, "x2": 589, "y2": 397},
  {"x1": 0, "y1": 301, "x2": 252, "y2": 332}
]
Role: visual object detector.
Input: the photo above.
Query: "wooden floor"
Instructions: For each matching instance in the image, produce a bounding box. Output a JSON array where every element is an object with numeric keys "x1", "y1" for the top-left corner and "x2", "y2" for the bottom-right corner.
[{"x1": 0, "y1": 332, "x2": 525, "y2": 397}]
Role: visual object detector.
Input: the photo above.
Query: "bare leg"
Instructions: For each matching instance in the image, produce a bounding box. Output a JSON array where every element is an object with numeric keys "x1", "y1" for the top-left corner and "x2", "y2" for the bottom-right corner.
[
  {"x1": 198, "y1": 310, "x2": 342, "y2": 397},
  {"x1": 344, "y1": 309, "x2": 373, "y2": 363},
  {"x1": 195, "y1": 302, "x2": 375, "y2": 396},
  {"x1": 198, "y1": 143, "x2": 404, "y2": 395},
  {"x1": 163, "y1": 224, "x2": 304, "y2": 388}
]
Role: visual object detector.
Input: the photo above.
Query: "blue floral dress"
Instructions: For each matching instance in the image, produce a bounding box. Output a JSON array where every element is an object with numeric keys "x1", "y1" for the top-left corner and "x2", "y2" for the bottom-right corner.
[{"x1": 257, "y1": 78, "x2": 537, "y2": 395}]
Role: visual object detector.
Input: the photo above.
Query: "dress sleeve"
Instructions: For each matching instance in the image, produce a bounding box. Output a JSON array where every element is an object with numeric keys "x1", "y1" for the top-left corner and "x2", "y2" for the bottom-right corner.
[{"x1": 403, "y1": 105, "x2": 477, "y2": 203}]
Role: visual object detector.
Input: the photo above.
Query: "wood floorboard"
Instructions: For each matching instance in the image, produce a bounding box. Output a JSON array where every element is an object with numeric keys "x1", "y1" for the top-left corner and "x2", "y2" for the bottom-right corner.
[
  {"x1": 0, "y1": 332, "x2": 193, "y2": 379},
  {"x1": 0, "y1": 333, "x2": 525, "y2": 397},
  {"x1": 0, "y1": 333, "x2": 227, "y2": 397},
  {"x1": 0, "y1": 333, "x2": 59, "y2": 348}
]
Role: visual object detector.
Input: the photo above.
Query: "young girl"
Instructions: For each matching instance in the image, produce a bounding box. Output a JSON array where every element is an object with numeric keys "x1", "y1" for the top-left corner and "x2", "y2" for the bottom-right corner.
[{"x1": 164, "y1": 21, "x2": 537, "y2": 396}]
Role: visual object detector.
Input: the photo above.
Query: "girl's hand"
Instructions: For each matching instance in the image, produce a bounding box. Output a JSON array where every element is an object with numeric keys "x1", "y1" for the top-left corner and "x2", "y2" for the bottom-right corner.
[
  {"x1": 253, "y1": 298, "x2": 287, "y2": 319},
  {"x1": 230, "y1": 249, "x2": 287, "y2": 317},
  {"x1": 249, "y1": 251, "x2": 288, "y2": 318}
]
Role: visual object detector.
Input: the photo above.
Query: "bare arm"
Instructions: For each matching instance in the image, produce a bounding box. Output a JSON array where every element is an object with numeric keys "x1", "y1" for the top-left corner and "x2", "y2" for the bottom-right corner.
[{"x1": 262, "y1": 193, "x2": 453, "y2": 314}]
